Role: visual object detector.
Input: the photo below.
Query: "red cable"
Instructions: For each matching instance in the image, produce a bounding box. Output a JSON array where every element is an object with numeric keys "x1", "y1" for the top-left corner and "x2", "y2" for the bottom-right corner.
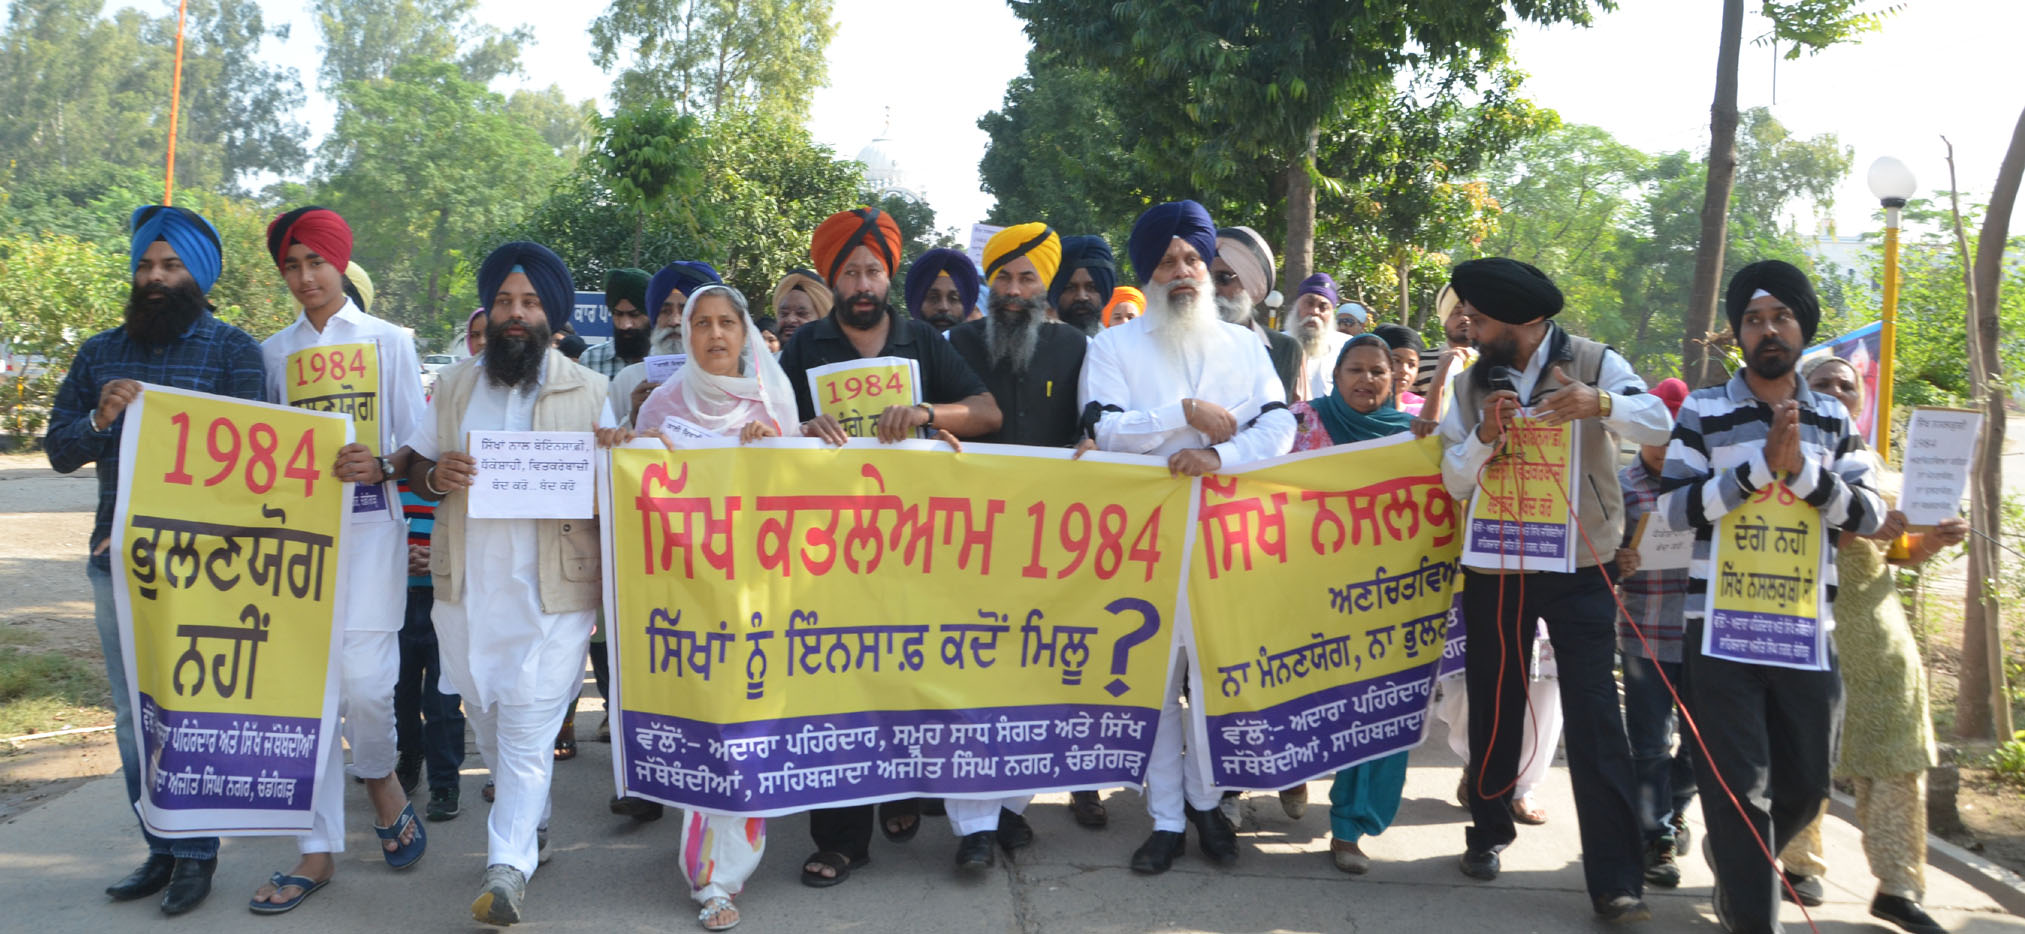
[{"x1": 1468, "y1": 395, "x2": 1541, "y2": 805}]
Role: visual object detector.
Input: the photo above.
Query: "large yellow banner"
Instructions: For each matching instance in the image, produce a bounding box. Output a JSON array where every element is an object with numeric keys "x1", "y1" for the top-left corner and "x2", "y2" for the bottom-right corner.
[
  {"x1": 112, "y1": 384, "x2": 351, "y2": 835},
  {"x1": 603, "y1": 439, "x2": 1188, "y2": 814},
  {"x1": 1187, "y1": 436, "x2": 1462, "y2": 789}
]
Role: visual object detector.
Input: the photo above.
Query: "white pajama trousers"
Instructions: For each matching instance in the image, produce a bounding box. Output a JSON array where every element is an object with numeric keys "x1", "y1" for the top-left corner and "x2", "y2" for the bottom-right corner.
[
  {"x1": 298, "y1": 629, "x2": 400, "y2": 854},
  {"x1": 947, "y1": 796, "x2": 1033, "y2": 836},
  {"x1": 1146, "y1": 651, "x2": 1218, "y2": 832},
  {"x1": 465, "y1": 695, "x2": 574, "y2": 877}
]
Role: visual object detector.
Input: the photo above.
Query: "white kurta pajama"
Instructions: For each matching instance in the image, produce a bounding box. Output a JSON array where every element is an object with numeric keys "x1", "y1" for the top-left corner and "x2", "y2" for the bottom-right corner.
[
  {"x1": 407, "y1": 358, "x2": 599, "y2": 877},
  {"x1": 261, "y1": 299, "x2": 425, "y2": 854},
  {"x1": 1079, "y1": 315, "x2": 1297, "y2": 832},
  {"x1": 1292, "y1": 328, "x2": 1350, "y2": 402}
]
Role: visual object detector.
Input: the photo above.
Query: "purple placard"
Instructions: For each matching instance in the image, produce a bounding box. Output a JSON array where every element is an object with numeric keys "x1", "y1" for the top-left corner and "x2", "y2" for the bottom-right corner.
[
  {"x1": 351, "y1": 480, "x2": 389, "y2": 516},
  {"x1": 1705, "y1": 609, "x2": 1824, "y2": 669},
  {"x1": 1467, "y1": 518, "x2": 1568, "y2": 558},
  {"x1": 1436, "y1": 594, "x2": 1467, "y2": 680},
  {"x1": 619, "y1": 703, "x2": 1159, "y2": 814},
  {"x1": 1204, "y1": 663, "x2": 1439, "y2": 788},
  {"x1": 138, "y1": 693, "x2": 321, "y2": 812}
]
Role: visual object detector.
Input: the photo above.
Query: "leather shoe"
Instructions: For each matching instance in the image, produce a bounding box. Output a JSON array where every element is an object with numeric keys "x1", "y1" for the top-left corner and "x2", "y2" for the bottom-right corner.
[
  {"x1": 106, "y1": 854, "x2": 175, "y2": 901},
  {"x1": 609, "y1": 794, "x2": 664, "y2": 822},
  {"x1": 954, "y1": 831, "x2": 996, "y2": 871},
  {"x1": 1129, "y1": 830, "x2": 1184, "y2": 874},
  {"x1": 1870, "y1": 894, "x2": 1946, "y2": 934},
  {"x1": 997, "y1": 809, "x2": 1034, "y2": 853},
  {"x1": 159, "y1": 857, "x2": 216, "y2": 916},
  {"x1": 1458, "y1": 846, "x2": 1500, "y2": 880},
  {"x1": 1068, "y1": 789, "x2": 1108, "y2": 828},
  {"x1": 1187, "y1": 804, "x2": 1239, "y2": 864},
  {"x1": 1780, "y1": 870, "x2": 1825, "y2": 907}
]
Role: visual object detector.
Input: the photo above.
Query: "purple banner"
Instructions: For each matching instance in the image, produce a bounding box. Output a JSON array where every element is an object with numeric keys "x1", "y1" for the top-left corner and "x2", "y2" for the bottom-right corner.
[
  {"x1": 1705, "y1": 609, "x2": 1824, "y2": 669},
  {"x1": 138, "y1": 693, "x2": 322, "y2": 812},
  {"x1": 1467, "y1": 518, "x2": 1568, "y2": 559},
  {"x1": 1203, "y1": 664, "x2": 1438, "y2": 788},
  {"x1": 351, "y1": 480, "x2": 389, "y2": 516},
  {"x1": 619, "y1": 703, "x2": 1159, "y2": 814},
  {"x1": 1436, "y1": 594, "x2": 1467, "y2": 680}
]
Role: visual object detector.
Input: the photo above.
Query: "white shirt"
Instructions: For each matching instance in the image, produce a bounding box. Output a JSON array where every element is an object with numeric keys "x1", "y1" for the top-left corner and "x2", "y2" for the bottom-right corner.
[
  {"x1": 1294, "y1": 329, "x2": 1350, "y2": 401},
  {"x1": 1079, "y1": 315, "x2": 1297, "y2": 466},
  {"x1": 262, "y1": 299, "x2": 426, "y2": 633},
  {"x1": 406, "y1": 356, "x2": 597, "y2": 708},
  {"x1": 1436, "y1": 332, "x2": 1672, "y2": 502}
]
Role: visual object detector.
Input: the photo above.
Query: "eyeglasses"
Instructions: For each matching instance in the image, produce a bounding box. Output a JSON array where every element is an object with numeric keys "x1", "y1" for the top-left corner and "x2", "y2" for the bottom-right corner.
[{"x1": 1212, "y1": 272, "x2": 1240, "y2": 286}]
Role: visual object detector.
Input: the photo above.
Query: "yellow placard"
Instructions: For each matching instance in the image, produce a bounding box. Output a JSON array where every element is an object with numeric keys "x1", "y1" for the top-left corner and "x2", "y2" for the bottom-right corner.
[
  {"x1": 1703, "y1": 481, "x2": 1828, "y2": 670},
  {"x1": 604, "y1": 441, "x2": 1186, "y2": 814},
  {"x1": 285, "y1": 341, "x2": 382, "y2": 454},
  {"x1": 113, "y1": 384, "x2": 351, "y2": 834},
  {"x1": 1187, "y1": 436, "x2": 1462, "y2": 788},
  {"x1": 1462, "y1": 415, "x2": 1577, "y2": 571},
  {"x1": 807, "y1": 357, "x2": 920, "y2": 438}
]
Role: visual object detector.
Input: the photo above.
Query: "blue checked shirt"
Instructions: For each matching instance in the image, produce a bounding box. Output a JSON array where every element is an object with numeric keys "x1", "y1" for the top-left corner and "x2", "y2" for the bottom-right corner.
[
  {"x1": 44, "y1": 314, "x2": 268, "y2": 570},
  {"x1": 1617, "y1": 458, "x2": 1689, "y2": 662}
]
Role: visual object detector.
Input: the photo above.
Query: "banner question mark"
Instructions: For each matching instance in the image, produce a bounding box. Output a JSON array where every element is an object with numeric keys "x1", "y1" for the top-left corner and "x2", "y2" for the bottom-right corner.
[{"x1": 1102, "y1": 597, "x2": 1162, "y2": 697}]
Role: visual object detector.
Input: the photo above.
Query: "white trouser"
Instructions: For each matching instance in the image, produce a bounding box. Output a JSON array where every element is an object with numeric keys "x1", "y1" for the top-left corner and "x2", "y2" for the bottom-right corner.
[
  {"x1": 681, "y1": 811, "x2": 767, "y2": 903},
  {"x1": 466, "y1": 695, "x2": 572, "y2": 877},
  {"x1": 947, "y1": 796, "x2": 1033, "y2": 836},
  {"x1": 298, "y1": 629, "x2": 400, "y2": 854},
  {"x1": 1145, "y1": 652, "x2": 1218, "y2": 832},
  {"x1": 1439, "y1": 670, "x2": 1564, "y2": 800}
]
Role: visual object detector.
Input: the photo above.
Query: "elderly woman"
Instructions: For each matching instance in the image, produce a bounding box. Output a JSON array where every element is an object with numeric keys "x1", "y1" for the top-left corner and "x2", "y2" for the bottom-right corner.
[
  {"x1": 1776, "y1": 355, "x2": 1967, "y2": 934},
  {"x1": 632, "y1": 284, "x2": 798, "y2": 931},
  {"x1": 1287, "y1": 335, "x2": 1417, "y2": 873}
]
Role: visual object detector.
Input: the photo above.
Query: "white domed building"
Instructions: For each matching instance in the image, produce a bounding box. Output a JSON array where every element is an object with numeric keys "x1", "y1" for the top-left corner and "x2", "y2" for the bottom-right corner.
[{"x1": 855, "y1": 112, "x2": 927, "y2": 204}]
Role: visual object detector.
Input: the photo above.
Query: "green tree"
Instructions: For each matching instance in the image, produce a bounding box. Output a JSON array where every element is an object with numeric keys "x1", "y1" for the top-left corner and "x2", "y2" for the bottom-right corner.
[
  {"x1": 1014, "y1": 0, "x2": 1606, "y2": 298},
  {"x1": 311, "y1": 0, "x2": 529, "y2": 91},
  {"x1": 589, "y1": 0, "x2": 835, "y2": 119},
  {"x1": 977, "y1": 51, "x2": 1149, "y2": 240},
  {"x1": 319, "y1": 60, "x2": 573, "y2": 329},
  {"x1": 590, "y1": 103, "x2": 703, "y2": 266}
]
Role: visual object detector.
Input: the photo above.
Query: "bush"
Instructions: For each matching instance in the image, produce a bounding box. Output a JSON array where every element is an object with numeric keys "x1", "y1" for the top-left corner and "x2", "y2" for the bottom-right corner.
[{"x1": 0, "y1": 233, "x2": 128, "y2": 438}]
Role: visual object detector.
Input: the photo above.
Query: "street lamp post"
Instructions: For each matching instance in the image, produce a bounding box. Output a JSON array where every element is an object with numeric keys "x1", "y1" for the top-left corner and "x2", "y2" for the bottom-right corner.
[{"x1": 1867, "y1": 156, "x2": 1916, "y2": 455}]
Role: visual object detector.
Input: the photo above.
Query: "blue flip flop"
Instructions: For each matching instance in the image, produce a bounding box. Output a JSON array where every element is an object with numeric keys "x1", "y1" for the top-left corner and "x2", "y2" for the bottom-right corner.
[
  {"x1": 248, "y1": 871, "x2": 328, "y2": 914},
  {"x1": 375, "y1": 802, "x2": 427, "y2": 870}
]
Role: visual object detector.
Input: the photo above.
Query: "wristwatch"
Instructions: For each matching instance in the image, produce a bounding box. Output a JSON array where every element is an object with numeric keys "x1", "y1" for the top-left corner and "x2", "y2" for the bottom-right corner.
[
  {"x1": 1597, "y1": 390, "x2": 1614, "y2": 418},
  {"x1": 374, "y1": 455, "x2": 395, "y2": 483}
]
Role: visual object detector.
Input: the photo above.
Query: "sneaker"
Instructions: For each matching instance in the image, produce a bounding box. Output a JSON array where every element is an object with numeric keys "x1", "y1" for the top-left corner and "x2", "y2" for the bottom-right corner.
[
  {"x1": 395, "y1": 754, "x2": 423, "y2": 796},
  {"x1": 1643, "y1": 836, "x2": 1681, "y2": 888},
  {"x1": 1869, "y1": 893, "x2": 1946, "y2": 934},
  {"x1": 1669, "y1": 812, "x2": 1692, "y2": 856},
  {"x1": 427, "y1": 786, "x2": 461, "y2": 822},
  {"x1": 471, "y1": 863, "x2": 527, "y2": 926}
]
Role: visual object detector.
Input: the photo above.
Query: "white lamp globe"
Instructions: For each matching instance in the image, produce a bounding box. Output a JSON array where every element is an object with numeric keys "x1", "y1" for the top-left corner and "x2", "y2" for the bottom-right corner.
[{"x1": 1867, "y1": 156, "x2": 1916, "y2": 205}]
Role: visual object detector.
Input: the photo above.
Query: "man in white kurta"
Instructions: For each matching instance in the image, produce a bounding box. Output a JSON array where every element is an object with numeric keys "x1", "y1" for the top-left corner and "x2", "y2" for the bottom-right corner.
[
  {"x1": 253, "y1": 209, "x2": 428, "y2": 910},
  {"x1": 1079, "y1": 199, "x2": 1295, "y2": 875}
]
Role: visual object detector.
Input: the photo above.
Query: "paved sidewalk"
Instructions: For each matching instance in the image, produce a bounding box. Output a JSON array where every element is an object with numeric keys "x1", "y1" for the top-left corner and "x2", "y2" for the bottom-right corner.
[{"x1": 3, "y1": 710, "x2": 2019, "y2": 933}]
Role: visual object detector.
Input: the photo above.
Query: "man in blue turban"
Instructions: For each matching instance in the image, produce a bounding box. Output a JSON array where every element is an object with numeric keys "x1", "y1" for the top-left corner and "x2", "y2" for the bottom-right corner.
[
  {"x1": 1081, "y1": 200, "x2": 1295, "y2": 875},
  {"x1": 400, "y1": 240, "x2": 613, "y2": 924},
  {"x1": 44, "y1": 204, "x2": 266, "y2": 915},
  {"x1": 1049, "y1": 234, "x2": 1116, "y2": 338},
  {"x1": 905, "y1": 248, "x2": 980, "y2": 333},
  {"x1": 602, "y1": 259, "x2": 727, "y2": 432}
]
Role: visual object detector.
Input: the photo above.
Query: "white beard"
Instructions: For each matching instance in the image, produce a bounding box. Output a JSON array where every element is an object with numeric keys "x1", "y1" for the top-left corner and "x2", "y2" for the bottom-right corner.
[
  {"x1": 650, "y1": 325, "x2": 683, "y2": 356},
  {"x1": 1146, "y1": 276, "x2": 1221, "y2": 361},
  {"x1": 1292, "y1": 315, "x2": 1330, "y2": 358},
  {"x1": 1214, "y1": 294, "x2": 1254, "y2": 326},
  {"x1": 985, "y1": 299, "x2": 1043, "y2": 375}
]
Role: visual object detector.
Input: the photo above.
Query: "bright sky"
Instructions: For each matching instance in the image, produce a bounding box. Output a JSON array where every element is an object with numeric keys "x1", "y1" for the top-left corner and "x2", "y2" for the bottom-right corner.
[{"x1": 243, "y1": 0, "x2": 2024, "y2": 240}]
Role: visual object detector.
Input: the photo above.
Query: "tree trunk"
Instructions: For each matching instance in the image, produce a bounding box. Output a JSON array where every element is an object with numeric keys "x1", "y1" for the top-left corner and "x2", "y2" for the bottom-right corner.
[
  {"x1": 1280, "y1": 124, "x2": 1320, "y2": 328},
  {"x1": 1681, "y1": 0, "x2": 1745, "y2": 388},
  {"x1": 1956, "y1": 111, "x2": 2025, "y2": 741},
  {"x1": 1397, "y1": 252, "x2": 1412, "y2": 327}
]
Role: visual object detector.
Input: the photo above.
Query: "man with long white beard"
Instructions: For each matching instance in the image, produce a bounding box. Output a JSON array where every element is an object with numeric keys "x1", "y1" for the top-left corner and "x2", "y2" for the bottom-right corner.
[
  {"x1": 949, "y1": 223, "x2": 1087, "y2": 451},
  {"x1": 1078, "y1": 200, "x2": 1295, "y2": 875},
  {"x1": 1286, "y1": 273, "x2": 1350, "y2": 401},
  {"x1": 402, "y1": 242, "x2": 612, "y2": 925},
  {"x1": 1211, "y1": 225, "x2": 1304, "y2": 402},
  {"x1": 1048, "y1": 234, "x2": 1117, "y2": 338}
]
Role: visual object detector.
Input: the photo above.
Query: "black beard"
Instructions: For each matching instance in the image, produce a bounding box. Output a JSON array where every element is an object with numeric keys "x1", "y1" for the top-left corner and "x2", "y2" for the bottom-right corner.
[
  {"x1": 839, "y1": 291, "x2": 891, "y2": 331},
  {"x1": 923, "y1": 311, "x2": 963, "y2": 332},
  {"x1": 1469, "y1": 333, "x2": 1523, "y2": 392},
  {"x1": 484, "y1": 318, "x2": 551, "y2": 388},
  {"x1": 123, "y1": 280, "x2": 207, "y2": 346},
  {"x1": 1746, "y1": 336, "x2": 1797, "y2": 380},
  {"x1": 1057, "y1": 299, "x2": 1103, "y2": 337},
  {"x1": 611, "y1": 326, "x2": 650, "y2": 361}
]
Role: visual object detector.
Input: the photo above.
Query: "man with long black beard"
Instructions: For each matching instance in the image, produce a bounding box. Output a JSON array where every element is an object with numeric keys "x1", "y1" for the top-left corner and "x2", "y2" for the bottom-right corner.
[
  {"x1": 1659, "y1": 260, "x2": 1884, "y2": 934},
  {"x1": 575, "y1": 267, "x2": 651, "y2": 378},
  {"x1": 402, "y1": 242, "x2": 611, "y2": 925},
  {"x1": 1078, "y1": 200, "x2": 1295, "y2": 875},
  {"x1": 949, "y1": 223, "x2": 1087, "y2": 450},
  {"x1": 1435, "y1": 257, "x2": 1670, "y2": 924},
  {"x1": 1048, "y1": 234, "x2": 1117, "y2": 338},
  {"x1": 1212, "y1": 226, "x2": 1305, "y2": 402},
  {"x1": 779, "y1": 206, "x2": 1000, "y2": 888},
  {"x1": 45, "y1": 205, "x2": 265, "y2": 916}
]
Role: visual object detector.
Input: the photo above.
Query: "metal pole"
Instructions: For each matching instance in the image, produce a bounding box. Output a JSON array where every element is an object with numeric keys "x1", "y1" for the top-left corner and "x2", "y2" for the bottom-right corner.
[
  {"x1": 163, "y1": 0, "x2": 188, "y2": 205},
  {"x1": 1875, "y1": 203, "x2": 1903, "y2": 455}
]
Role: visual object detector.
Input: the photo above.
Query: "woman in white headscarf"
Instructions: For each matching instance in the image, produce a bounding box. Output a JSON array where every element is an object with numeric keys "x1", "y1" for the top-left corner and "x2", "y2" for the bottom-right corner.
[
  {"x1": 637, "y1": 284, "x2": 799, "y2": 446},
  {"x1": 629, "y1": 284, "x2": 789, "y2": 931}
]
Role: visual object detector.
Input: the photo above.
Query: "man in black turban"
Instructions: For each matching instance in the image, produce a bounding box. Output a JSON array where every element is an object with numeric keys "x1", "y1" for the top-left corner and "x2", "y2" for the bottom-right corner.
[
  {"x1": 1436, "y1": 257, "x2": 1673, "y2": 924},
  {"x1": 1049, "y1": 234, "x2": 1116, "y2": 338}
]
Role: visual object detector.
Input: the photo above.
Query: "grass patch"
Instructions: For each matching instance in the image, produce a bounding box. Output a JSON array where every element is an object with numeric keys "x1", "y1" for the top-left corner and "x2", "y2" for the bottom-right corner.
[{"x1": 0, "y1": 648, "x2": 111, "y2": 737}]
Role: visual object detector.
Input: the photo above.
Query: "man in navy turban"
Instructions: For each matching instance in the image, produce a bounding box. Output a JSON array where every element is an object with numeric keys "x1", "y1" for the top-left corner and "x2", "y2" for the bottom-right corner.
[
  {"x1": 1081, "y1": 200, "x2": 1295, "y2": 875},
  {"x1": 1049, "y1": 234, "x2": 1116, "y2": 338},
  {"x1": 644, "y1": 260, "x2": 724, "y2": 355},
  {"x1": 905, "y1": 248, "x2": 980, "y2": 333},
  {"x1": 475, "y1": 242, "x2": 576, "y2": 389}
]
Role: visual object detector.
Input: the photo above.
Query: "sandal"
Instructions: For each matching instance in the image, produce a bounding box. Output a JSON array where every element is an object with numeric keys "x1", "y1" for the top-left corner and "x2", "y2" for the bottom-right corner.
[
  {"x1": 799, "y1": 850, "x2": 868, "y2": 888},
  {"x1": 248, "y1": 871, "x2": 329, "y2": 914},
  {"x1": 483, "y1": 780, "x2": 495, "y2": 803},
  {"x1": 374, "y1": 802, "x2": 428, "y2": 869},
  {"x1": 1510, "y1": 796, "x2": 1547, "y2": 825},
  {"x1": 554, "y1": 723, "x2": 578, "y2": 761},
  {"x1": 878, "y1": 799, "x2": 920, "y2": 842},
  {"x1": 698, "y1": 895, "x2": 740, "y2": 931}
]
